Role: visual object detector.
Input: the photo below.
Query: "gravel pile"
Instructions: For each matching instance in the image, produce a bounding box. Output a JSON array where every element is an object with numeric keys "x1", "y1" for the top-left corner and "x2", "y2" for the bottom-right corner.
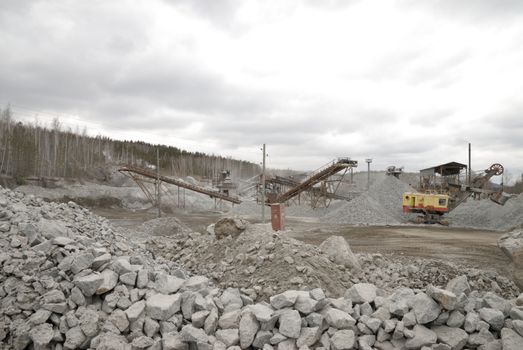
[
  {"x1": 146, "y1": 218, "x2": 519, "y2": 301},
  {"x1": 323, "y1": 175, "x2": 414, "y2": 225},
  {"x1": 138, "y1": 217, "x2": 193, "y2": 237},
  {"x1": 449, "y1": 194, "x2": 523, "y2": 231},
  {"x1": 17, "y1": 179, "x2": 229, "y2": 212},
  {"x1": 1, "y1": 186, "x2": 522, "y2": 350}
]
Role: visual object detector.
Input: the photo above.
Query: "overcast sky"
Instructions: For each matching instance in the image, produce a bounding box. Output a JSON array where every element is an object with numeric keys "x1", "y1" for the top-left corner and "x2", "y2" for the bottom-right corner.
[{"x1": 1, "y1": 0, "x2": 522, "y2": 180}]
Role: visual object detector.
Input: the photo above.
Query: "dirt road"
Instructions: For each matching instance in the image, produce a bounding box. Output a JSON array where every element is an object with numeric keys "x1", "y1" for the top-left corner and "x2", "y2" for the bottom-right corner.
[
  {"x1": 285, "y1": 223, "x2": 509, "y2": 273},
  {"x1": 94, "y1": 208, "x2": 510, "y2": 275}
]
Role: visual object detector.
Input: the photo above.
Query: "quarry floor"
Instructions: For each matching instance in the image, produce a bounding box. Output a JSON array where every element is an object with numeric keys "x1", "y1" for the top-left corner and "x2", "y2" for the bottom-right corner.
[{"x1": 94, "y1": 207, "x2": 511, "y2": 275}]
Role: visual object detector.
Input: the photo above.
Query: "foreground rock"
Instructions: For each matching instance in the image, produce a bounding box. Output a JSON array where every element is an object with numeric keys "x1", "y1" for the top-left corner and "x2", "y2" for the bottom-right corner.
[
  {"x1": 214, "y1": 217, "x2": 248, "y2": 240},
  {"x1": 318, "y1": 235, "x2": 361, "y2": 270},
  {"x1": 0, "y1": 186, "x2": 522, "y2": 350},
  {"x1": 498, "y1": 229, "x2": 523, "y2": 289}
]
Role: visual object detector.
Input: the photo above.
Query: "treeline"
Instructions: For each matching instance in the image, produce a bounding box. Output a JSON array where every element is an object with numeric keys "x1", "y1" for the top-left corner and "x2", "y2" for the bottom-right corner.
[
  {"x1": 0, "y1": 107, "x2": 260, "y2": 182},
  {"x1": 505, "y1": 177, "x2": 523, "y2": 194}
]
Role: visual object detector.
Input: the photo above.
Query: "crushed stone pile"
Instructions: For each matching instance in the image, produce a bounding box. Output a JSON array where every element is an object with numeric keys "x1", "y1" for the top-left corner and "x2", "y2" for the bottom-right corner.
[
  {"x1": 498, "y1": 228, "x2": 523, "y2": 290},
  {"x1": 16, "y1": 183, "x2": 148, "y2": 209},
  {"x1": 449, "y1": 193, "x2": 523, "y2": 231},
  {"x1": 146, "y1": 218, "x2": 519, "y2": 301},
  {"x1": 322, "y1": 174, "x2": 414, "y2": 225},
  {"x1": 137, "y1": 217, "x2": 193, "y2": 237},
  {"x1": 1, "y1": 187, "x2": 522, "y2": 350},
  {"x1": 16, "y1": 179, "x2": 228, "y2": 212}
]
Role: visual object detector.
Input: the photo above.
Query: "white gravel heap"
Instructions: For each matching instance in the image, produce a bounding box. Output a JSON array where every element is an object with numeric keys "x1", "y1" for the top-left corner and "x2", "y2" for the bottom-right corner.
[
  {"x1": 1, "y1": 187, "x2": 522, "y2": 350},
  {"x1": 449, "y1": 194, "x2": 523, "y2": 231},
  {"x1": 323, "y1": 174, "x2": 413, "y2": 225}
]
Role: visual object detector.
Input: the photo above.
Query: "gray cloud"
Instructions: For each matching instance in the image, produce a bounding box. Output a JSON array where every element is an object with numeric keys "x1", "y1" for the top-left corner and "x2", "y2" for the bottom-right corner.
[
  {"x1": 399, "y1": 0, "x2": 523, "y2": 21},
  {"x1": 0, "y1": 0, "x2": 522, "y2": 174}
]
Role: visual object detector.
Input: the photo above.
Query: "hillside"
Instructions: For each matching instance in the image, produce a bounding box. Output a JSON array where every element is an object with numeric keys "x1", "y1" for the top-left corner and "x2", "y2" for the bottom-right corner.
[{"x1": 0, "y1": 107, "x2": 260, "y2": 184}]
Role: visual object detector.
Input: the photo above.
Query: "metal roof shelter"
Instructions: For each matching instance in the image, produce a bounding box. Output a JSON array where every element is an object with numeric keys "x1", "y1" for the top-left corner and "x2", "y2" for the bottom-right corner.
[{"x1": 420, "y1": 162, "x2": 467, "y2": 177}]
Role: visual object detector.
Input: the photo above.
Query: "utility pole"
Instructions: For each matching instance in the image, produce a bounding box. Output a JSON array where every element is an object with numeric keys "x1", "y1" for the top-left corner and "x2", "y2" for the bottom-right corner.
[
  {"x1": 157, "y1": 147, "x2": 161, "y2": 218},
  {"x1": 261, "y1": 144, "x2": 266, "y2": 223},
  {"x1": 468, "y1": 143, "x2": 471, "y2": 185},
  {"x1": 365, "y1": 158, "x2": 372, "y2": 190}
]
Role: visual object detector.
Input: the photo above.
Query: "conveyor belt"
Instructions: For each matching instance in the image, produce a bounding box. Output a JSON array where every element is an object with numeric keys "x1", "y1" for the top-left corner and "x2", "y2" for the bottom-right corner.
[
  {"x1": 272, "y1": 158, "x2": 356, "y2": 203},
  {"x1": 119, "y1": 165, "x2": 242, "y2": 204}
]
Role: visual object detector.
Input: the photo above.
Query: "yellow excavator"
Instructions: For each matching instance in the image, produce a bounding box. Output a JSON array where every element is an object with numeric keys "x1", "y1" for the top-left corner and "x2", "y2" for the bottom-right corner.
[{"x1": 402, "y1": 163, "x2": 511, "y2": 224}]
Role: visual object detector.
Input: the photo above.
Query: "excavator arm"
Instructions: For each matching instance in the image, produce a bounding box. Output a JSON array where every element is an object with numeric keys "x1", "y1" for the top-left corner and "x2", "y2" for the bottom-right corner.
[{"x1": 447, "y1": 163, "x2": 510, "y2": 213}]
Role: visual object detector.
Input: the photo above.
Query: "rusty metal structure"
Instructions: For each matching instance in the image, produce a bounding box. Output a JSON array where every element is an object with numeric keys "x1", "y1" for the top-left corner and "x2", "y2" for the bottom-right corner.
[
  {"x1": 419, "y1": 161, "x2": 467, "y2": 192},
  {"x1": 265, "y1": 158, "x2": 357, "y2": 208},
  {"x1": 406, "y1": 162, "x2": 511, "y2": 224},
  {"x1": 386, "y1": 166, "x2": 403, "y2": 178},
  {"x1": 119, "y1": 165, "x2": 241, "y2": 205}
]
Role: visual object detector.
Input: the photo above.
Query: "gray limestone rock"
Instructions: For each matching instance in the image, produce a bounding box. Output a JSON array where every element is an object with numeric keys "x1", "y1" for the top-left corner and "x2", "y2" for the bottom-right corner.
[
  {"x1": 512, "y1": 319, "x2": 523, "y2": 337},
  {"x1": 318, "y1": 236, "x2": 360, "y2": 270},
  {"x1": 247, "y1": 303, "x2": 274, "y2": 323},
  {"x1": 345, "y1": 283, "x2": 377, "y2": 304},
  {"x1": 276, "y1": 339, "x2": 297, "y2": 350},
  {"x1": 239, "y1": 312, "x2": 259, "y2": 348},
  {"x1": 79, "y1": 309, "x2": 100, "y2": 337},
  {"x1": 96, "y1": 269, "x2": 119, "y2": 295},
  {"x1": 181, "y1": 324, "x2": 209, "y2": 343},
  {"x1": 70, "y1": 252, "x2": 94, "y2": 274},
  {"x1": 412, "y1": 293, "x2": 441, "y2": 324},
  {"x1": 296, "y1": 327, "x2": 320, "y2": 348},
  {"x1": 109, "y1": 309, "x2": 130, "y2": 332},
  {"x1": 92, "y1": 253, "x2": 112, "y2": 270},
  {"x1": 432, "y1": 326, "x2": 468, "y2": 350},
  {"x1": 253, "y1": 330, "x2": 273, "y2": 348},
  {"x1": 163, "y1": 333, "x2": 188, "y2": 350},
  {"x1": 74, "y1": 273, "x2": 104, "y2": 297},
  {"x1": 279, "y1": 310, "x2": 302, "y2": 339},
  {"x1": 146, "y1": 293, "x2": 182, "y2": 321},
  {"x1": 137, "y1": 269, "x2": 149, "y2": 289},
  {"x1": 204, "y1": 308, "x2": 219, "y2": 335},
  {"x1": 184, "y1": 276, "x2": 209, "y2": 291},
  {"x1": 388, "y1": 288, "x2": 415, "y2": 317},
  {"x1": 270, "y1": 291, "x2": 299, "y2": 309},
  {"x1": 126, "y1": 301, "x2": 146, "y2": 323},
  {"x1": 330, "y1": 330, "x2": 355, "y2": 350},
  {"x1": 112, "y1": 258, "x2": 133, "y2": 275},
  {"x1": 215, "y1": 329, "x2": 240, "y2": 347},
  {"x1": 479, "y1": 308, "x2": 504, "y2": 331},
  {"x1": 156, "y1": 273, "x2": 185, "y2": 294},
  {"x1": 294, "y1": 292, "x2": 318, "y2": 315},
  {"x1": 144, "y1": 317, "x2": 160, "y2": 338},
  {"x1": 464, "y1": 312, "x2": 479, "y2": 333},
  {"x1": 120, "y1": 271, "x2": 137, "y2": 286},
  {"x1": 64, "y1": 326, "x2": 86, "y2": 349},
  {"x1": 191, "y1": 310, "x2": 210, "y2": 328},
  {"x1": 446, "y1": 276, "x2": 471, "y2": 296},
  {"x1": 219, "y1": 310, "x2": 242, "y2": 330},
  {"x1": 446, "y1": 311, "x2": 465, "y2": 328},
  {"x1": 427, "y1": 285, "x2": 457, "y2": 311},
  {"x1": 29, "y1": 323, "x2": 54, "y2": 350},
  {"x1": 501, "y1": 328, "x2": 523, "y2": 350},
  {"x1": 325, "y1": 308, "x2": 356, "y2": 330},
  {"x1": 468, "y1": 328, "x2": 495, "y2": 347},
  {"x1": 43, "y1": 290, "x2": 66, "y2": 304},
  {"x1": 131, "y1": 336, "x2": 154, "y2": 349}
]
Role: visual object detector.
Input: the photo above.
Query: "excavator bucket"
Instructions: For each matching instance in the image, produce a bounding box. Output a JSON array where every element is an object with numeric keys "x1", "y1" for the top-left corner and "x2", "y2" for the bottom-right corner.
[{"x1": 489, "y1": 191, "x2": 511, "y2": 205}]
